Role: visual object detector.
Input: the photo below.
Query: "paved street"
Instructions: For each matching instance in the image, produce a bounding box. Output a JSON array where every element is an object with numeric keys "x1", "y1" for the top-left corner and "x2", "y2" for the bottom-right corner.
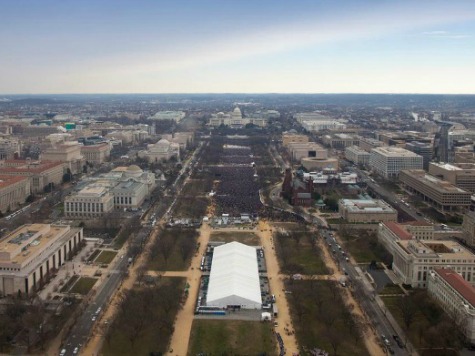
[{"x1": 321, "y1": 228, "x2": 412, "y2": 356}]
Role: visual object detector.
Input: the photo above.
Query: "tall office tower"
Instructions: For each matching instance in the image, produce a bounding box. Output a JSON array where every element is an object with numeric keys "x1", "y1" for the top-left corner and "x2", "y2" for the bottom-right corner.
[{"x1": 435, "y1": 123, "x2": 453, "y2": 163}]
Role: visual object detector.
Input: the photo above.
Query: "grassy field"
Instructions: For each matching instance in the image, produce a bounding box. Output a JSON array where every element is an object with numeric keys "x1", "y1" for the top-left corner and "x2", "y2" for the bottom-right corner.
[
  {"x1": 181, "y1": 178, "x2": 213, "y2": 196},
  {"x1": 379, "y1": 283, "x2": 405, "y2": 296},
  {"x1": 95, "y1": 250, "x2": 117, "y2": 264},
  {"x1": 286, "y1": 280, "x2": 369, "y2": 356},
  {"x1": 69, "y1": 277, "x2": 97, "y2": 295},
  {"x1": 102, "y1": 278, "x2": 185, "y2": 356},
  {"x1": 87, "y1": 249, "x2": 101, "y2": 263},
  {"x1": 60, "y1": 275, "x2": 79, "y2": 293},
  {"x1": 147, "y1": 228, "x2": 198, "y2": 271},
  {"x1": 188, "y1": 320, "x2": 276, "y2": 355},
  {"x1": 274, "y1": 228, "x2": 329, "y2": 275},
  {"x1": 339, "y1": 229, "x2": 392, "y2": 265},
  {"x1": 210, "y1": 231, "x2": 260, "y2": 245},
  {"x1": 173, "y1": 196, "x2": 209, "y2": 219}
]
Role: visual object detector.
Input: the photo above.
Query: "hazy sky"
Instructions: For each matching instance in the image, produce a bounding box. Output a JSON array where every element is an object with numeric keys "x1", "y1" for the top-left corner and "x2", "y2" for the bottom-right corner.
[{"x1": 1, "y1": 0, "x2": 474, "y2": 94}]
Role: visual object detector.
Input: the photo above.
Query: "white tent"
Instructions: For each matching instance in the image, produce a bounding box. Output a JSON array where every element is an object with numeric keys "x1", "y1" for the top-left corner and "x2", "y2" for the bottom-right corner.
[{"x1": 206, "y1": 241, "x2": 262, "y2": 309}]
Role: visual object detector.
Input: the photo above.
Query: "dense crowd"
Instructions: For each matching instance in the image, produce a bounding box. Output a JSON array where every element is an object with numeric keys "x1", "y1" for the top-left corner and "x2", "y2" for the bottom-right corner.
[{"x1": 210, "y1": 165, "x2": 262, "y2": 215}]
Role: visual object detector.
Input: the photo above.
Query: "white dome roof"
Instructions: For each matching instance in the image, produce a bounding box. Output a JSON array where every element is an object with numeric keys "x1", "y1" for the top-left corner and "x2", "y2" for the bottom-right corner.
[
  {"x1": 127, "y1": 165, "x2": 142, "y2": 172},
  {"x1": 233, "y1": 107, "x2": 241, "y2": 113},
  {"x1": 157, "y1": 138, "x2": 170, "y2": 146}
]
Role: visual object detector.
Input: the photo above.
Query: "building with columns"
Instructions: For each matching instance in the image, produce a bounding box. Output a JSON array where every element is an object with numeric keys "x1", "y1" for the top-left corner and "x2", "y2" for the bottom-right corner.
[
  {"x1": 80, "y1": 143, "x2": 111, "y2": 165},
  {"x1": 0, "y1": 159, "x2": 64, "y2": 194},
  {"x1": 40, "y1": 141, "x2": 85, "y2": 175},
  {"x1": 0, "y1": 224, "x2": 83, "y2": 296},
  {"x1": 428, "y1": 268, "x2": 475, "y2": 343},
  {"x1": 64, "y1": 185, "x2": 114, "y2": 219},
  {"x1": 0, "y1": 175, "x2": 30, "y2": 214}
]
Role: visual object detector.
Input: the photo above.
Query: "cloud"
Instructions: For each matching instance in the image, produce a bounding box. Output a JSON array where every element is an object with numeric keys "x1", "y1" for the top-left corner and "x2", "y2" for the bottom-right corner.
[{"x1": 422, "y1": 30, "x2": 471, "y2": 39}]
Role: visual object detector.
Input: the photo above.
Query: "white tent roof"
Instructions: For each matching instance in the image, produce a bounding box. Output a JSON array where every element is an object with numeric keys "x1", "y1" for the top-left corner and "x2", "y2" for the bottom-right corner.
[{"x1": 206, "y1": 241, "x2": 262, "y2": 308}]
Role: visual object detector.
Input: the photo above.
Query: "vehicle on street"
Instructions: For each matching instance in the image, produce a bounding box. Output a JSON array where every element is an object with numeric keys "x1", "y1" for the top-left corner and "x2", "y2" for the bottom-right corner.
[
  {"x1": 60, "y1": 349, "x2": 66, "y2": 356},
  {"x1": 393, "y1": 335, "x2": 404, "y2": 348}
]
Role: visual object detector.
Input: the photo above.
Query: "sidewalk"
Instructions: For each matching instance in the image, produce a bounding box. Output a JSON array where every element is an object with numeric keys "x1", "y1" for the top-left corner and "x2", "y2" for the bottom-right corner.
[{"x1": 166, "y1": 222, "x2": 212, "y2": 355}]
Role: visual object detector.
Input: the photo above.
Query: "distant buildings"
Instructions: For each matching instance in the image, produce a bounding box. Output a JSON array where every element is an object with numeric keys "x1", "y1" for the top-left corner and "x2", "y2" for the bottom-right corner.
[
  {"x1": 0, "y1": 224, "x2": 84, "y2": 296},
  {"x1": 345, "y1": 146, "x2": 370, "y2": 166},
  {"x1": 294, "y1": 112, "x2": 347, "y2": 132},
  {"x1": 369, "y1": 146, "x2": 423, "y2": 179},
  {"x1": 80, "y1": 142, "x2": 111, "y2": 165},
  {"x1": 391, "y1": 239, "x2": 475, "y2": 288},
  {"x1": 138, "y1": 138, "x2": 180, "y2": 162},
  {"x1": 64, "y1": 165, "x2": 156, "y2": 219},
  {"x1": 0, "y1": 159, "x2": 63, "y2": 194},
  {"x1": 378, "y1": 220, "x2": 475, "y2": 288},
  {"x1": 428, "y1": 268, "x2": 475, "y2": 343},
  {"x1": 281, "y1": 169, "x2": 313, "y2": 207},
  {"x1": 208, "y1": 107, "x2": 268, "y2": 128},
  {"x1": 149, "y1": 111, "x2": 185, "y2": 122},
  {"x1": 358, "y1": 137, "x2": 385, "y2": 152},
  {"x1": 0, "y1": 175, "x2": 30, "y2": 214},
  {"x1": 338, "y1": 199, "x2": 397, "y2": 223},
  {"x1": 399, "y1": 169, "x2": 471, "y2": 212},
  {"x1": 301, "y1": 157, "x2": 339, "y2": 172},
  {"x1": 405, "y1": 141, "x2": 433, "y2": 170},
  {"x1": 322, "y1": 133, "x2": 360, "y2": 149},
  {"x1": 378, "y1": 221, "x2": 435, "y2": 255},
  {"x1": 64, "y1": 185, "x2": 114, "y2": 219},
  {"x1": 462, "y1": 211, "x2": 475, "y2": 247},
  {"x1": 0, "y1": 137, "x2": 21, "y2": 160},
  {"x1": 282, "y1": 132, "x2": 308, "y2": 146},
  {"x1": 429, "y1": 162, "x2": 475, "y2": 193},
  {"x1": 40, "y1": 141, "x2": 85, "y2": 175},
  {"x1": 287, "y1": 142, "x2": 327, "y2": 162}
]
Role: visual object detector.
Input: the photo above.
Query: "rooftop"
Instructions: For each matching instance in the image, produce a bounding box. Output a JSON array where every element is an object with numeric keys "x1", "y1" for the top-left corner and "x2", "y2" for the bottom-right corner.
[
  {"x1": 398, "y1": 239, "x2": 475, "y2": 259},
  {"x1": 434, "y1": 268, "x2": 475, "y2": 308},
  {"x1": 431, "y1": 162, "x2": 475, "y2": 171},
  {"x1": 372, "y1": 146, "x2": 421, "y2": 158},
  {"x1": 0, "y1": 160, "x2": 63, "y2": 174},
  {"x1": 383, "y1": 221, "x2": 413, "y2": 240},
  {"x1": 340, "y1": 199, "x2": 396, "y2": 213},
  {"x1": 0, "y1": 175, "x2": 28, "y2": 189},
  {"x1": 401, "y1": 170, "x2": 470, "y2": 193},
  {"x1": 0, "y1": 224, "x2": 70, "y2": 265}
]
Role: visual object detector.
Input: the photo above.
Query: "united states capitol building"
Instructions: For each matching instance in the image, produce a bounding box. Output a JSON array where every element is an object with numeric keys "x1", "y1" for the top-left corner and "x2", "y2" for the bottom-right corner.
[{"x1": 208, "y1": 107, "x2": 268, "y2": 128}]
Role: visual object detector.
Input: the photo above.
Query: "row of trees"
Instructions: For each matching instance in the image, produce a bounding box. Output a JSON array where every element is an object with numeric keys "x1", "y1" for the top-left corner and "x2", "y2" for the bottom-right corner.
[
  {"x1": 288, "y1": 280, "x2": 366, "y2": 356},
  {"x1": 392, "y1": 290, "x2": 466, "y2": 350},
  {"x1": 103, "y1": 279, "x2": 184, "y2": 353},
  {"x1": 147, "y1": 227, "x2": 198, "y2": 270}
]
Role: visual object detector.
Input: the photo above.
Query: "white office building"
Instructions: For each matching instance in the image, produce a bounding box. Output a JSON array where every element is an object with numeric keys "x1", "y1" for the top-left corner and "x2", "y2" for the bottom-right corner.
[{"x1": 369, "y1": 146, "x2": 423, "y2": 179}]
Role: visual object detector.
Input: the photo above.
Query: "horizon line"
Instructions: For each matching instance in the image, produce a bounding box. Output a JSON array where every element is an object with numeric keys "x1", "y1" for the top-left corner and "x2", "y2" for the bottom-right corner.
[{"x1": 1, "y1": 92, "x2": 475, "y2": 96}]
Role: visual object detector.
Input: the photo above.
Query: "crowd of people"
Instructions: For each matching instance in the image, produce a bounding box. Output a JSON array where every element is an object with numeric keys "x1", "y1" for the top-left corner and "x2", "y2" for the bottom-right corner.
[
  {"x1": 211, "y1": 165, "x2": 262, "y2": 215},
  {"x1": 276, "y1": 332, "x2": 285, "y2": 356}
]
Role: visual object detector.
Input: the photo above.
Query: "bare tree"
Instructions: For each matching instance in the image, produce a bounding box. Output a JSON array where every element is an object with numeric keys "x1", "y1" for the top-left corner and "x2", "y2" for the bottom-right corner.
[
  {"x1": 179, "y1": 235, "x2": 196, "y2": 262},
  {"x1": 398, "y1": 295, "x2": 417, "y2": 332},
  {"x1": 158, "y1": 232, "x2": 175, "y2": 269},
  {"x1": 326, "y1": 327, "x2": 344, "y2": 356}
]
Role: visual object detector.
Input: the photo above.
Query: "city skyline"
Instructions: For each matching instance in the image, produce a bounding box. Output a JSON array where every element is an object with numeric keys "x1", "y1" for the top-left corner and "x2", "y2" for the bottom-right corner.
[{"x1": 1, "y1": 0, "x2": 475, "y2": 94}]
